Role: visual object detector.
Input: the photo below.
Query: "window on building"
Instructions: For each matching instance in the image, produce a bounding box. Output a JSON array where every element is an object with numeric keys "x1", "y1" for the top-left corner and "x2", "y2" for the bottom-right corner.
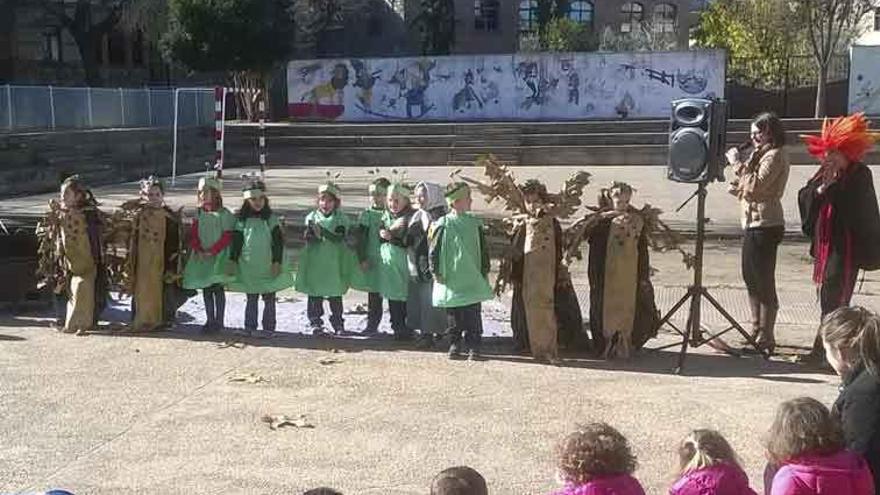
[
  {"x1": 653, "y1": 3, "x2": 677, "y2": 33},
  {"x1": 568, "y1": 1, "x2": 594, "y2": 26},
  {"x1": 874, "y1": 8, "x2": 879, "y2": 31},
  {"x1": 107, "y1": 31, "x2": 126, "y2": 66},
  {"x1": 689, "y1": 0, "x2": 709, "y2": 12},
  {"x1": 620, "y1": 2, "x2": 644, "y2": 33},
  {"x1": 43, "y1": 28, "x2": 62, "y2": 62},
  {"x1": 475, "y1": 0, "x2": 500, "y2": 31},
  {"x1": 519, "y1": 0, "x2": 537, "y2": 34},
  {"x1": 132, "y1": 31, "x2": 144, "y2": 66},
  {"x1": 390, "y1": 0, "x2": 405, "y2": 19}
]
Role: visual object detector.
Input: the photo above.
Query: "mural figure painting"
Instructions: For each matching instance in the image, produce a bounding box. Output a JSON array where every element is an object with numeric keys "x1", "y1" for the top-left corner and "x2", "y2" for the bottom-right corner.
[
  {"x1": 850, "y1": 46, "x2": 880, "y2": 116},
  {"x1": 287, "y1": 50, "x2": 725, "y2": 121}
]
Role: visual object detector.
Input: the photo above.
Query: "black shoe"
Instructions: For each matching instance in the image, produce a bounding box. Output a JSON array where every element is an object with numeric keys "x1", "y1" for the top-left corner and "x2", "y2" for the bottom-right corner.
[
  {"x1": 361, "y1": 326, "x2": 379, "y2": 336},
  {"x1": 416, "y1": 334, "x2": 435, "y2": 349},
  {"x1": 312, "y1": 326, "x2": 328, "y2": 337}
]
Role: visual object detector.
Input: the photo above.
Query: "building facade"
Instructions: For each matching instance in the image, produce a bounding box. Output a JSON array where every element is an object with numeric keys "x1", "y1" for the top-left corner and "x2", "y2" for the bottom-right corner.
[{"x1": 855, "y1": 7, "x2": 880, "y2": 46}]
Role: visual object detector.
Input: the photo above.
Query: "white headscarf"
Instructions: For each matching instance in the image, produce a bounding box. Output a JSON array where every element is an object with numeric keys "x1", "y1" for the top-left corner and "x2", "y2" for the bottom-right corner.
[{"x1": 410, "y1": 181, "x2": 446, "y2": 230}]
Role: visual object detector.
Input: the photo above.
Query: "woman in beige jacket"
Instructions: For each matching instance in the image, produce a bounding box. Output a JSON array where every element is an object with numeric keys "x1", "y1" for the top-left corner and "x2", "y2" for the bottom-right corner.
[{"x1": 726, "y1": 112, "x2": 790, "y2": 353}]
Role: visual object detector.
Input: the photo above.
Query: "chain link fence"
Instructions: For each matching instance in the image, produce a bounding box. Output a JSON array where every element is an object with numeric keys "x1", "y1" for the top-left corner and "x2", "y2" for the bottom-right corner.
[{"x1": 0, "y1": 85, "x2": 215, "y2": 131}]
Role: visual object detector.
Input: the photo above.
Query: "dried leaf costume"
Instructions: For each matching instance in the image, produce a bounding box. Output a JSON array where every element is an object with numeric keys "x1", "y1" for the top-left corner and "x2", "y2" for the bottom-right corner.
[
  {"x1": 798, "y1": 113, "x2": 880, "y2": 356},
  {"x1": 462, "y1": 155, "x2": 590, "y2": 360},
  {"x1": 113, "y1": 176, "x2": 186, "y2": 332},
  {"x1": 566, "y1": 183, "x2": 691, "y2": 359},
  {"x1": 37, "y1": 176, "x2": 108, "y2": 333}
]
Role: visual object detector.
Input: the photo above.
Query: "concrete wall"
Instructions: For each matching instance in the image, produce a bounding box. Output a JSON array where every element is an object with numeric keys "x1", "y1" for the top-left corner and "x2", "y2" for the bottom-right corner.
[
  {"x1": 0, "y1": 127, "x2": 214, "y2": 198},
  {"x1": 288, "y1": 50, "x2": 725, "y2": 122},
  {"x1": 850, "y1": 45, "x2": 880, "y2": 115}
]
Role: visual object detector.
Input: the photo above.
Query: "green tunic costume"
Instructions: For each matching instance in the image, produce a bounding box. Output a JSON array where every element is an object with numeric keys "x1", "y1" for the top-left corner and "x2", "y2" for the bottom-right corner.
[
  {"x1": 430, "y1": 211, "x2": 493, "y2": 308},
  {"x1": 378, "y1": 209, "x2": 413, "y2": 302},
  {"x1": 227, "y1": 213, "x2": 294, "y2": 294},
  {"x1": 183, "y1": 207, "x2": 235, "y2": 289},
  {"x1": 351, "y1": 207, "x2": 384, "y2": 293},
  {"x1": 294, "y1": 209, "x2": 355, "y2": 298}
]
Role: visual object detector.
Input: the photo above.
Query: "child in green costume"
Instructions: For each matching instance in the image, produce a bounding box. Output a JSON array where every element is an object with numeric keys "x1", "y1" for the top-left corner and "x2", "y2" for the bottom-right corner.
[
  {"x1": 378, "y1": 182, "x2": 416, "y2": 341},
  {"x1": 353, "y1": 177, "x2": 390, "y2": 335},
  {"x1": 183, "y1": 175, "x2": 235, "y2": 334},
  {"x1": 429, "y1": 183, "x2": 493, "y2": 360},
  {"x1": 295, "y1": 182, "x2": 354, "y2": 336},
  {"x1": 227, "y1": 178, "x2": 294, "y2": 338}
]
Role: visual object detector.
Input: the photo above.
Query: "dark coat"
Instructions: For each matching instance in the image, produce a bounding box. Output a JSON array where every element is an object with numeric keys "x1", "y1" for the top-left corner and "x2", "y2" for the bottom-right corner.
[
  {"x1": 798, "y1": 163, "x2": 880, "y2": 271},
  {"x1": 833, "y1": 365, "x2": 880, "y2": 494}
]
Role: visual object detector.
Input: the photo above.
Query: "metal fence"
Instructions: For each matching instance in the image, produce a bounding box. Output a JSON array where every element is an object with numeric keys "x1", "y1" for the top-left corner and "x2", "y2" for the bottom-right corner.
[{"x1": 0, "y1": 85, "x2": 216, "y2": 131}]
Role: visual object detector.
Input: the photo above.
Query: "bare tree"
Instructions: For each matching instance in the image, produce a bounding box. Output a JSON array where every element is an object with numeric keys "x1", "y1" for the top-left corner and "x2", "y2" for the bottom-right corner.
[{"x1": 795, "y1": 0, "x2": 877, "y2": 117}]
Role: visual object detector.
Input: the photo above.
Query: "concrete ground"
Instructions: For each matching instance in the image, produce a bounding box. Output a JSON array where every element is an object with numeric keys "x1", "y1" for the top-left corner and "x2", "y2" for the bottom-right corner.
[{"x1": 3, "y1": 166, "x2": 880, "y2": 494}]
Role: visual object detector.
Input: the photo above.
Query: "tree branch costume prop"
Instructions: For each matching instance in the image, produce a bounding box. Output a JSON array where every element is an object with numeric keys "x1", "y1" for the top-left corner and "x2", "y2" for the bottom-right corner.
[
  {"x1": 460, "y1": 155, "x2": 591, "y2": 362},
  {"x1": 37, "y1": 176, "x2": 108, "y2": 334},
  {"x1": 566, "y1": 183, "x2": 691, "y2": 359},
  {"x1": 108, "y1": 176, "x2": 187, "y2": 332},
  {"x1": 798, "y1": 113, "x2": 880, "y2": 358}
]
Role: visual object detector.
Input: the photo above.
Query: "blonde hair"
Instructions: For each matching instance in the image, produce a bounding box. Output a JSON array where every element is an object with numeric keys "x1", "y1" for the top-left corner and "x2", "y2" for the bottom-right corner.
[
  {"x1": 678, "y1": 430, "x2": 741, "y2": 475},
  {"x1": 820, "y1": 306, "x2": 880, "y2": 376}
]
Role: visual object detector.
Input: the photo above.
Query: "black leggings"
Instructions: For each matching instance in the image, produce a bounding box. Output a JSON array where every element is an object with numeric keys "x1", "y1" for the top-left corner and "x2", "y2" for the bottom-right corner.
[{"x1": 742, "y1": 226, "x2": 784, "y2": 308}]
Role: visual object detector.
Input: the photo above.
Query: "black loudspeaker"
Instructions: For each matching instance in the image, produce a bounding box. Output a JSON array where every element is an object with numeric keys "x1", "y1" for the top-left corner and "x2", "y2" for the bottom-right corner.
[{"x1": 667, "y1": 98, "x2": 728, "y2": 184}]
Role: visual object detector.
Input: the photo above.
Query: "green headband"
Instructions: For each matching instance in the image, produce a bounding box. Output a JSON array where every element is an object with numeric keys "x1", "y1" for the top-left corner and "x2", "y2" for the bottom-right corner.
[
  {"x1": 319, "y1": 183, "x2": 341, "y2": 198},
  {"x1": 369, "y1": 183, "x2": 388, "y2": 195},
  {"x1": 445, "y1": 183, "x2": 470, "y2": 203},
  {"x1": 198, "y1": 177, "x2": 222, "y2": 193},
  {"x1": 386, "y1": 182, "x2": 411, "y2": 198}
]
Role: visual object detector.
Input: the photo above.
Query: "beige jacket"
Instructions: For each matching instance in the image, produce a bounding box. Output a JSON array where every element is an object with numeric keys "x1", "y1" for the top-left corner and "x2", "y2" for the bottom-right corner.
[{"x1": 730, "y1": 146, "x2": 790, "y2": 229}]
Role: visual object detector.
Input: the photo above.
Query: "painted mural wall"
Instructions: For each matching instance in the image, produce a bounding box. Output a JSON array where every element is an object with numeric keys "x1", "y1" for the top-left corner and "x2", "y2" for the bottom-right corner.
[
  {"x1": 287, "y1": 50, "x2": 726, "y2": 121},
  {"x1": 850, "y1": 45, "x2": 880, "y2": 115}
]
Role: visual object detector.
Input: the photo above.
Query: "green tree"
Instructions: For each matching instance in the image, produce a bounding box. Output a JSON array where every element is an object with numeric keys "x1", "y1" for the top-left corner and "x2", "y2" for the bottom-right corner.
[
  {"x1": 692, "y1": 0, "x2": 806, "y2": 89},
  {"x1": 792, "y1": 0, "x2": 876, "y2": 116},
  {"x1": 411, "y1": 0, "x2": 455, "y2": 55},
  {"x1": 162, "y1": 0, "x2": 295, "y2": 120},
  {"x1": 539, "y1": 17, "x2": 595, "y2": 52}
]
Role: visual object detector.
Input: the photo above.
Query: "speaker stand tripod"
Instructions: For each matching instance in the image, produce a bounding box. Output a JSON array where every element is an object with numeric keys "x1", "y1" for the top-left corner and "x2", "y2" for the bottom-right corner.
[{"x1": 651, "y1": 182, "x2": 770, "y2": 374}]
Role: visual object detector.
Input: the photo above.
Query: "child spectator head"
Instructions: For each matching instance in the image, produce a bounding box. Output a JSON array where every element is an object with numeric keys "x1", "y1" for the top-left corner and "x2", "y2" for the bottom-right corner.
[
  {"x1": 820, "y1": 306, "x2": 880, "y2": 377},
  {"x1": 677, "y1": 429, "x2": 742, "y2": 475},
  {"x1": 556, "y1": 422, "x2": 637, "y2": 485},
  {"x1": 765, "y1": 397, "x2": 845, "y2": 465},
  {"x1": 302, "y1": 488, "x2": 343, "y2": 495},
  {"x1": 430, "y1": 466, "x2": 488, "y2": 495}
]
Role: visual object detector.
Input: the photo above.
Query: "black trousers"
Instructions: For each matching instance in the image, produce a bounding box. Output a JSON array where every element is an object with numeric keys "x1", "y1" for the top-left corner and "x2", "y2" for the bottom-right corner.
[
  {"x1": 53, "y1": 292, "x2": 68, "y2": 327},
  {"x1": 308, "y1": 296, "x2": 344, "y2": 331},
  {"x1": 389, "y1": 299, "x2": 410, "y2": 338},
  {"x1": 742, "y1": 226, "x2": 784, "y2": 308},
  {"x1": 245, "y1": 293, "x2": 276, "y2": 331},
  {"x1": 366, "y1": 292, "x2": 383, "y2": 331},
  {"x1": 202, "y1": 284, "x2": 226, "y2": 328},
  {"x1": 820, "y1": 250, "x2": 860, "y2": 317},
  {"x1": 447, "y1": 303, "x2": 483, "y2": 351}
]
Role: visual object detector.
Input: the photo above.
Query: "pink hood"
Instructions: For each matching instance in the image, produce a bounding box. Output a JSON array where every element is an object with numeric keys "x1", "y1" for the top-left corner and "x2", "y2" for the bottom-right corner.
[
  {"x1": 771, "y1": 450, "x2": 875, "y2": 495},
  {"x1": 550, "y1": 474, "x2": 646, "y2": 495},
  {"x1": 669, "y1": 463, "x2": 758, "y2": 495}
]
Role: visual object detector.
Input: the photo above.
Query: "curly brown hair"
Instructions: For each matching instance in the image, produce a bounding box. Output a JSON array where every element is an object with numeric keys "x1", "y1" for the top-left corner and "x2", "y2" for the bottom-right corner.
[
  {"x1": 765, "y1": 397, "x2": 844, "y2": 465},
  {"x1": 557, "y1": 422, "x2": 638, "y2": 484}
]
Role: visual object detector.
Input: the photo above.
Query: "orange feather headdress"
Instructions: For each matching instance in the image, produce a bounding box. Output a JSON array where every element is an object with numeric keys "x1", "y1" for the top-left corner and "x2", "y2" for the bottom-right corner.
[{"x1": 801, "y1": 112, "x2": 879, "y2": 163}]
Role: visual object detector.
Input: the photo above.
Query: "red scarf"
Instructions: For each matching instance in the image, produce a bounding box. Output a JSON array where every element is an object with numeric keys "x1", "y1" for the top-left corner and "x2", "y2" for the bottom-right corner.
[{"x1": 813, "y1": 202, "x2": 855, "y2": 305}]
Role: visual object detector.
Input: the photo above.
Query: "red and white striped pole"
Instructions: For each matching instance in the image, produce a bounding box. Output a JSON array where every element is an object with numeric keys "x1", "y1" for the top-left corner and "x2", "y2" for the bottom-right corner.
[
  {"x1": 259, "y1": 96, "x2": 266, "y2": 178},
  {"x1": 213, "y1": 86, "x2": 226, "y2": 178}
]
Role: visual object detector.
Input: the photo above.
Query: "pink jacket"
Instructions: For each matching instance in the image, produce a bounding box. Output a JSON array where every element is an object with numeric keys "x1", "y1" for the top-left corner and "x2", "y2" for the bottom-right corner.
[
  {"x1": 770, "y1": 450, "x2": 875, "y2": 495},
  {"x1": 669, "y1": 463, "x2": 758, "y2": 495},
  {"x1": 550, "y1": 474, "x2": 646, "y2": 495}
]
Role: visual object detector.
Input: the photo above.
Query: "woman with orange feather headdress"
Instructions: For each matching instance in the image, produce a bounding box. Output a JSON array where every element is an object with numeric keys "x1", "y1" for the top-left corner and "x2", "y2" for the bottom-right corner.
[{"x1": 798, "y1": 112, "x2": 880, "y2": 363}]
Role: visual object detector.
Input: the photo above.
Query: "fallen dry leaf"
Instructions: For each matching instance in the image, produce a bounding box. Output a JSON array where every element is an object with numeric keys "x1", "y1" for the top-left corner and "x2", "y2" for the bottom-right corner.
[
  {"x1": 217, "y1": 340, "x2": 247, "y2": 350},
  {"x1": 228, "y1": 373, "x2": 267, "y2": 384},
  {"x1": 261, "y1": 414, "x2": 315, "y2": 431}
]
